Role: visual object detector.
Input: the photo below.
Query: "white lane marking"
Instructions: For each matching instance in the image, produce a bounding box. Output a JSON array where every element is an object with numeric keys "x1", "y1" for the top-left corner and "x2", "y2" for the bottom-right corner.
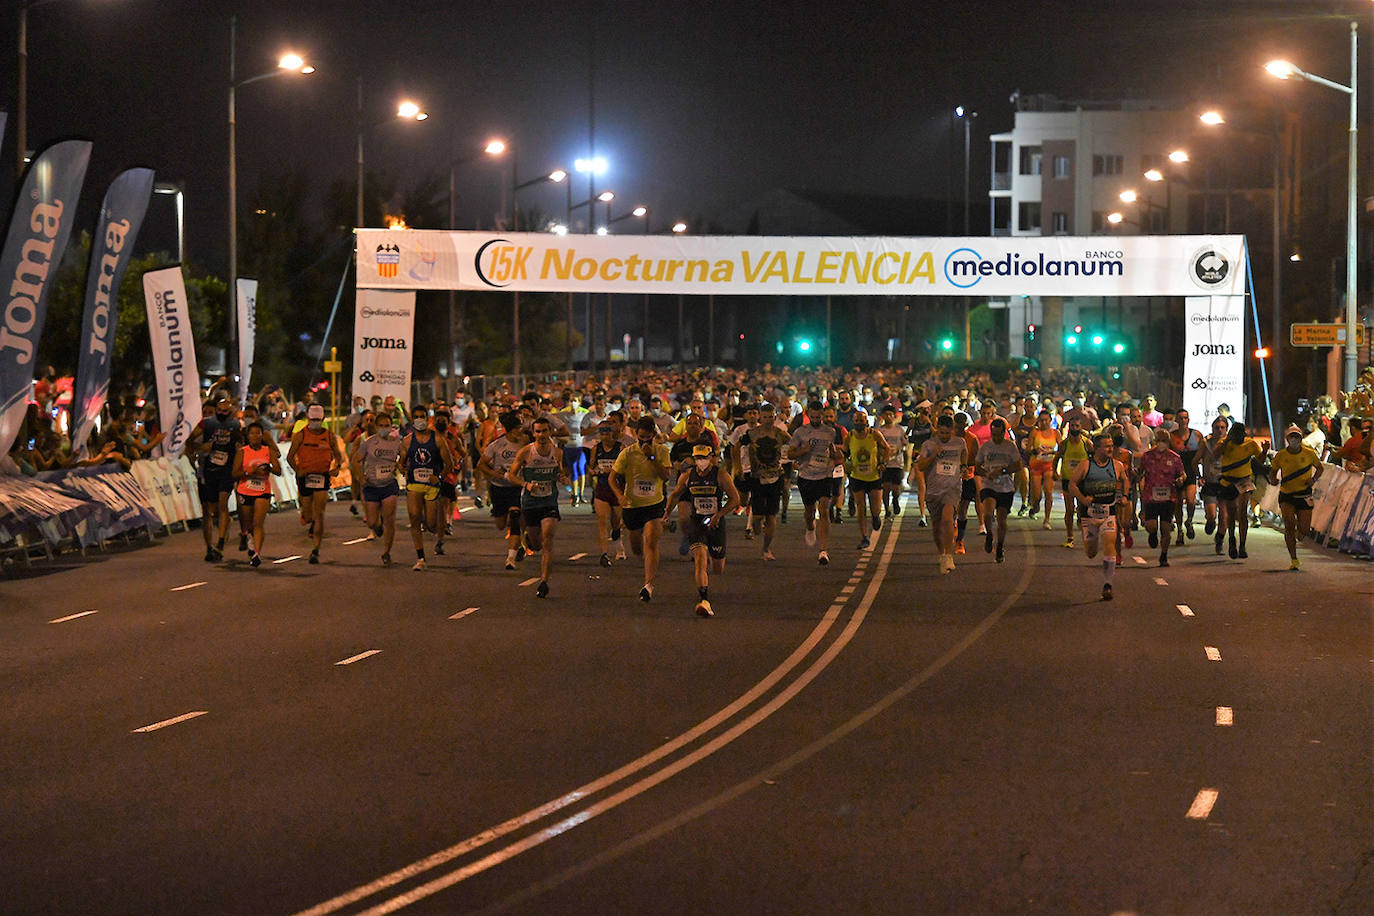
[
  {"x1": 170, "y1": 581, "x2": 206, "y2": 592},
  {"x1": 1177, "y1": 604, "x2": 1195, "y2": 617},
  {"x1": 1216, "y1": 706, "x2": 1234, "y2": 727},
  {"x1": 1154, "y1": 577, "x2": 1169, "y2": 586},
  {"x1": 49, "y1": 610, "x2": 98, "y2": 624},
  {"x1": 568, "y1": 553, "x2": 588, "y2": 560},
  {"x1": 1205, "y1": 646, "x2": 1222, "y2": 661},
  {"x1": 296, "y1": 515, "x2": 907, "y2": 916},
  {"x1": 518, "y1": 577, "x2": 541, "y2": 587},
  {"x1": 449, "y1": 607, "x2": 479, "y2": 620},
  {"x1": 132, "y1": 711, "x2": 208, "y2": 733},
  {"x1": 336, "y1": 650, "x2": 382, "y2": 666},
  {"x1": 1186, "y1": 788, "x2": 1219, "y2": 820},
  {"x1": 343, "y1": 536, "x2": 372, "y2": 545},
  {"x1": 1133, "y1": 556, "x2": 1148, "y2": 566},
  {"x1": 274, "y1": 555, "x2": 303, "y2": 564},
  {"x1": 840, "y1": 585, "x2": 855, "y2": 595}
]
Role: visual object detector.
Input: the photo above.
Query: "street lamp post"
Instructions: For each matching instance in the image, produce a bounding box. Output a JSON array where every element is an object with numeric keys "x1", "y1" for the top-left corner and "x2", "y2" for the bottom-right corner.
[
  {"x1": 1266, "y1": 22, "x2": 1359, "y2": 392},
  {"x1": 228, "y1": 16, "x2": 312, "y2": 386},
  {"x1": 356, "y1": 81, "x2": 427, "y2": 229},
  {"x1": 956, "y1": 106, "x2": 977, "y2": 360},
  {"x1": 505, "y1": 151, "x2": 568, "y2": 386},
  {"x1": 153, "y1": 182, "x2": 185, "y2": 263},
  {"x1": 570, "y1": 188, "x2": 614, "y2": 372}
]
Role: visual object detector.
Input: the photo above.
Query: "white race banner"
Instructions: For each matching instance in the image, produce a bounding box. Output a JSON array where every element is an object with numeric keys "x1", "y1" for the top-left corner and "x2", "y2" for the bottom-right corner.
[
  {"x1": 356, "y1": 230, "x2": 1248, "y2": 298},
  {"x1": 142, "y1": 267, "x2": 200, "y2": 458},
  {"x1": 1183, "y1": 295, "x2": 1246, "y2": 427},
  {"x1": 236, "y1": 277, "x2": 258, "y2": 407},
  {"x1": 352, "y1": 289, "x2": 415, "y2": 405}
]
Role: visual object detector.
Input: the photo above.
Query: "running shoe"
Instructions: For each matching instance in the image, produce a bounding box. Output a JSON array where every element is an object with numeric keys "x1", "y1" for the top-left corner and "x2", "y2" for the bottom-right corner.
[
  {"x1": 1041, "y1": 519, "x2": 1052, "y2": 530},
  {"x1": 204, "y1": 548, "x2": 216, "y2": 563},
  {"x1": 695, "y1": 599, "x2": 714, "y2": 617},
  {"x1": 615, "y1": 545, "x2": 626, "y2": 560},
  {"x1": 1159, "y1": 555, "x2": 1169, "y2": 567},
  {"x1": 504, "y1": 558, "x2": 517, "y2": 571},
  {"x1": 1214, "y1": 534, "x2": 1224, "y2": 556},
  {"x1": 872, "y1": 516, "x2": 881, "y2": 532},
  {"x1": 833, "y1": 512, "x2": 844, "y2": 525},
  {"x1": 955, "y1": 540, "x2": 966, "y2": 555},
  {"x1": 1290, "y1": 557, "x2": 1301, "y2": 570},
  {"x1": 1149, "y1": 530, "x2": 1158, "y2": 549},
  {"x1": 535, "y1": 580, "x2": 549, "y2": 598},
  {"x1": 984, "y1": 530, "x2": 994, "y2": 553},
  {"x1": 611, "y1": 527, "x2": 622, "y2": 541},
  {"x1": 918, "y1": 516, "x2": 928, "y2": 528},
  {"x1": 434, "y1": 542, "x2": 445, "y2": 556},
  {"x1": 977, "y1": 523, "x2": 987, "y2": 536},
  {"x1": 1238, "y1": 547, "x2": 1248, "y2": 559},
  {"x1": 995, "y1": 546, "x2": 1004, "y2": 564},
  {"x1": 249, "y1": 551, "x2": 261, "y2": 568},
  {"x1": 744, "y1": 528, "x2": 755, "y2": 540},
  {"x1": 818, "y1": 551, "x2": 829, "y2": 566},
  {"x1": 1028, "y1": 507, "x2": 1038, "y2": 519},
  {"x1": 639, "y1": 584, "x2": 654, "y2": 602},
  {"x1": 372, "y1": 524, "x2": 384, "y2": 537},
  {"x1": 892, "y1": 503, "x2": 902, "y2": 516},
  {"x1": 1175, "y1": 531, "x2": 1185, "y2": 547},
  {"x1": 1205, "y1": 517, "x2": 1216, "y2": 536},
  {"x1": 859, "y1": 536, "x2": 870, "y2": 550},
  {"x1": 763, "y1": 550, "x2": 777, "y2": 561},
  {"x1": 239, "y1": 534, "x2": 248, "y2": 552},
  {"x1": 409, "y1": 557, "x2": 422, "y2": 571},
  {"x1": 1063, "y1": 538, "x2": 1075, "y2": 548},
  {"x1": 350, "y1": 504, "x2": 359, "y2": 517},
  {"x1": 382, "y1": 552, "x2": 391, "y2": 567},
  {"x1": 445, "y1": 522, "x2": 453, "y2": 536},
  {"x1": 516, "y1": 546, "x2": 526, "y2": 562},
  {"x1": 309, "y1": 550, "x2": 319, "y2": 565},
  {"x1": 804, "y1": 528, "x2": 817, "y2": 547},
  {"x1": 211, "y1": 547, "x2": 224, "y2": 561},
  {"x1": 1101, "y1": 583, "x2": 1113, "y2": 601},
  {"x1": 473, "y1": 496, "x2": 484, "y2": 509},
  {"x1": 1017, "y1": 505, "x2": 1027, "y2": 517},
  {"x1": 600, "y1": 552, "x2": 611, "y2": 567},
  {"x1": 1186, "y1": 521, "x2": 1196, "y2": 540},
  {"x1": 679, "y1": 539, "x2": 690, "y2": 557},
  {"x1": 1228, "y1": 538, "x2": 1238, "y2": 559}
]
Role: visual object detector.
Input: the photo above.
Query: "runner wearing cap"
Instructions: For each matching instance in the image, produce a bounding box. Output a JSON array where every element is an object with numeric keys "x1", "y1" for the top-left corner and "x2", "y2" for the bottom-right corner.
[
  {"x1": 1269, "y1": 424, "x2": 1324, "y2": 570},
  {"x1": 611, "y1": 417, "x2": 674, "y2": 601},
  {"x1": 665, "y1": 443, "x2": 742, "y2": 617},
  {"x1": 286, "y1": 404, "x2": 344, "y2": 565}
]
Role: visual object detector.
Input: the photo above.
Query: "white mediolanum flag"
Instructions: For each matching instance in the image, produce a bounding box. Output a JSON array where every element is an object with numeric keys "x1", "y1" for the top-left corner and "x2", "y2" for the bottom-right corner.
[
  {"x1": 143, "y1": 266, "x2": 200, "y2": 458},
  {"x1": 236, "y1": 277, "x2": 258, "y2": 407}
]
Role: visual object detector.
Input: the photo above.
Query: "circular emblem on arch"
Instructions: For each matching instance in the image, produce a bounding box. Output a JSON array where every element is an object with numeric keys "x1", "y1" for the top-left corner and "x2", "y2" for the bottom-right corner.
[
  {"x1": 943, "y1": 248, "x2": 984, "y2": 289},
  {"x1": 1190, "y1": 247, "x2": 1230, "y2": 290},
  {"x1": 474, "y1": 238, "x2": 513, "y2": 288}
]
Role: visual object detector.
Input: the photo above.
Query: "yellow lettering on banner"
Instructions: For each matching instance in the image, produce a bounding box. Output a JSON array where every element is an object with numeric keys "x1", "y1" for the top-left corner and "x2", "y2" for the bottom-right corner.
[
  {"x1": 600, "y1": 258, "x2": 624, "y2": 281},
  {"x1": 574, "y1": 258, "x2": 598, "y2": 281},
  {"x1": 710, "y1": 261, "x2": 734, "y2": 282},
  {"x1": 685, "y1": 260, "x2": 710, "y2": 282},
  {"x1": 874, "y1": 251, "x2": 899, "y2": 284},
  {"x1": 816, "y1": 251, "x2": 839, "y2": 283},
  {"x1": 901, "y1": 251, "x2": 936, "y2": 284},
  {"x1": 665, "y1": 260, "x2": 683, "y2": 281},
  {"x1": 761, "y1": 252, "x2": 790, "y2": 282},
  {"x1": 790, "y1": 252, "x2": 813, "y2": 284},
  {"x1": 741, "y1": 251, "x2": 769, "y2": 283},
  {"x1": 543, "y1": 248, "x2": 573, "y2": 280},
  {"x1": 625, "y1": 255, "x2": 643, "y2": 281},
  {"x1": 841, "y1": 251, "x2": 873, "y2": 284},
  {"x1": 643, "y1": 259, "x2": 665, "y2": 282}
]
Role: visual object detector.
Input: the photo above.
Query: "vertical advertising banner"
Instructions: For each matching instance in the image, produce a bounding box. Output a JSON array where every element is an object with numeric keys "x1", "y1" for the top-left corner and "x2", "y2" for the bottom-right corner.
[
  {"x1": 0, "y1": 139, "x2": 93, "y2": 461},
  {"x1": 142, "y1": 266, "x2": 200, "y2": 458},
  {"x1": 71, "y1": 167, "x2": 156, "y2": 455},
  {"x1": 236, "y1": 277, "x2": 258, "y2": 407},
  {"x1": 1183, "y1": 295, "x2": 1246, "y2": 426},
  {"x1": 351, "y1": 289, "x2": 416, "y2": 404}
]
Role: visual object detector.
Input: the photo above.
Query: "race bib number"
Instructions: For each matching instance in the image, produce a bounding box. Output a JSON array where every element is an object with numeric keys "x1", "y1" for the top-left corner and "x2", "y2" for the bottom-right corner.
[
  {"x1": 1236, "y1": 479, "x2": 1256, "y2": 495},
  {"x1": 305, "y1": 473, "x2": 327, "y2": 490},
  {"x1": 936, "y1": 458, "x2": 958, "y2": 477},
  {"x1": 240, "y1": 478, "x2": 268, "y2": 496},
  {"x1": 855, "y1": 457, "x2": 872, "y2": 474},
  {"x1": 210, "y1": 450, "x2": 229, "y2": 467},
  {"x1": 529, "y1": 480, "x2": 553, "y2": 498},
  {"x1": 693, "y1": 496, "x2": 718, "y2": 515},
  {"x1": 412, "y1": 467, "x2": 434, "y2": 483},
  {"x1": 634, "y1": 478, "x2": 657, "y2": 497},
  {"x1": 1087, "y1": 503, "x2": 1112, "y2": 519},
  {"x1": 809, "y1": 451, "x2": 831, "y2": 471},
  {"x1": 1037, "y1": 443, "x2": 1056, "y2": 457},
  {"x1": 374, "y1": 462, "x2": 396, "y2": 479},
  {"x1": 832, "y1": 462, "x2": 846, "y2": 479},
  {"x1": 1151, "y1": 486, "x2": 1172, "y2": 502},
  {"x1": 597, "y1": 458, "x2": 615, "y2": 474},
  {"x1": 758, "y1": 470, "x2": 780, "y2": 485}
]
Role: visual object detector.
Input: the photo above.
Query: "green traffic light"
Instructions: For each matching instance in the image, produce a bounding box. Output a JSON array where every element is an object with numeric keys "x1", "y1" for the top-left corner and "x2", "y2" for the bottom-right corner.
[
  {"x1": 1065, "y1": 335, "x2": 1079, "y2": 346},
  {"x1": 798, "y1": 340, "x2": 811, "y2": 353},
  {"x1": 1091, "y1": 334, "x2": 1104, "y2": 347},
  {"x1": 940, "y1": 338, "x2": 954, "y2": 351},
  {"x1": 1112, "y1": 342, "x2": 1125, "y2": 354}
]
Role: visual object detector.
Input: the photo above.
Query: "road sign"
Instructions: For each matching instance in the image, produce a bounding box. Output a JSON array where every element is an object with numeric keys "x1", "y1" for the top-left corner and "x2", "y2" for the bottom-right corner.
[
  {"x1": 1289, "y1": 323, "x2": 1366, "y2": 347},
  {"x1": 323, "y1": 360, "x2": 343, "y2": 373}
]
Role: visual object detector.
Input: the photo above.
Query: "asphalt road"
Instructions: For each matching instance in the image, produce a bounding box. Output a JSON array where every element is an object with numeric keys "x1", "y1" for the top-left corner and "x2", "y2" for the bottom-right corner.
[{"x1": 1, "y1": 492, "x2": 1370, "y2": 915}]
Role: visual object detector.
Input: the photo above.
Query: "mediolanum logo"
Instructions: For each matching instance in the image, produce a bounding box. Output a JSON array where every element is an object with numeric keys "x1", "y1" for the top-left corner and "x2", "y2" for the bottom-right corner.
[{"x1": 1190, "y1": 313, "x2": 1240, "y2": 325}]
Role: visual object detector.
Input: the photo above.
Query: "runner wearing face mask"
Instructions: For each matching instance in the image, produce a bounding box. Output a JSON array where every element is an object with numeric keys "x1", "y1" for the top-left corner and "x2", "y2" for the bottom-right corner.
[
  {"x1": 187, "y1": 396, "x2": 242, "y2": 562},
  {"x1": 400, "y1": 407, "x2": 457, "y2": 570},
  {"x1": 433, "y1": 412, "x2": 467, "y2": 553},
  {"x1": 233, "y1": 421, "x2": 280, "y2": 567},
  {"x1": 611, "y1": 417, "x2": 674, "y2": 602},
  {"x1": 509, "y1": 417, "x2": 569, "y2": 598},
  {"x1": 664, "y1": 444, "x2": 741, "y2": 617},
  {"x1": 1269, "y1": 424, "x2": 1324, "y2": 570},
  {"x1": 351, "y1": 412, "x2": 403, "y2": 566},
  {"x1": 477, "y1": 411, "x2": 532, "y2": 570},
  {"x1": 1069, "y1": 433, "x2": 1127, "y2": 601},
  {"x1": 286, "y1": 405, "x2": 345, "y2": 564}
]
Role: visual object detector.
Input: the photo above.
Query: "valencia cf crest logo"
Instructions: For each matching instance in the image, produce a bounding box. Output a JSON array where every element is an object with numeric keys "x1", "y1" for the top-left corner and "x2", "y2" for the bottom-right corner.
[{"x1": 375, "y1": 243, "x2": 401, "y2": 279}]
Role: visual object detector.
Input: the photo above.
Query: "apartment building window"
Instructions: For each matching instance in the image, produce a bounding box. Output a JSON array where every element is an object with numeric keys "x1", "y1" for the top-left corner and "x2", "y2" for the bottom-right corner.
[
  {"x1": 1052, "y1": 211, "x2": 1068, "y2": 235},
  {"x1": 1019, "y1": 146, "x2": 1043, "y2": 176},
  {"x1": 1092, "y1": 154, "x2": 1123, "y2": 176},
  {"x1": 1018, "y1": 201, "x2": 1041, "y2": 232},
  {"x1": 1052, "y1": 155, "x2": 1071, "y2": 179}
]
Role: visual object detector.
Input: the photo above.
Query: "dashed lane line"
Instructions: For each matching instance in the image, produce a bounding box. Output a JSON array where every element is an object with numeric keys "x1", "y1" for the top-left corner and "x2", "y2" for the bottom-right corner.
[
  {"x1": 518, "y1": 577, "x2": 541, "y2": 587},
  {"x1": 170, "y1": 582, "x2": 206, "y2": 592},
  {"x1": 273, "y1": 555, "x2": 303, "y2": 565},
  {"x1": 1153, "y1": 577, "x2": 1169, "y2": 586},
  {"x1": 1186, "y1": 789, "x2": 1220, "y2": 820},
  {"x1": 335, "y1": 650, "x2": 382, "y2": 666},
  {"x1": 1216, "y1": 707, "x2": 1234, "y2": 727},
  {"x1": 49, "y1": 610, "x2": 98, "y2": 624},
  {"x1": 449, "y1": 607, "x2": 479, "y2": 620},
  {"x1": 343, "y1": 536, "x2": 372, "y2": 545},
  {"x1": 1205, "y1": 646, "x2": 1222, "y2": 662},
  {"x1": 1177, "y1": 604, "x2": 1195, "y2": 617},
  {"x1": 132, "y1": 711, "x2": 208, "y2": 733},
  {"x1": 568, "y1": 553, "x2": 588, "y2": 561}
]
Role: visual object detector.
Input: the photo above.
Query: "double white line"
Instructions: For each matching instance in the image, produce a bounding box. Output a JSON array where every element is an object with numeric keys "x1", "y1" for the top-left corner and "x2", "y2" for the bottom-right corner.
[{"x1": 296, "y1": 516, "x2": 905, "y2": 916}]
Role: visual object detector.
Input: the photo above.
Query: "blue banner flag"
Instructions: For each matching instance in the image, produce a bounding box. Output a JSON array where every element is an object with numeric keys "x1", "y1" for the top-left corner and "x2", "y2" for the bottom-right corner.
[
  {"x1": 70, "y1": 167, "x2": 155, "y2": 455},
  {"x1": 0, "y1": 139, "x2": 93, "y2": 462}
]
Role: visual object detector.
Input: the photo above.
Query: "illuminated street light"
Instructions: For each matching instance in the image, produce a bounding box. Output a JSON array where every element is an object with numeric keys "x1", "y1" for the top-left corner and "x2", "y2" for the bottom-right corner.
[
  {"x1": 575, "y1": 156, "x2": 608, "y2": 175},
  {"x1": 595, "y1": 226, "x2": 608, "y2": 236},
  {"x1": 485, "y1": 139, "x2": 506, "y2": 155},
  {"x1": 672, "y1": 221, "x2": 688, "y2": 233},
  {"x1": 1199, "y1": 110, "x2": 1225, "y2": 126},
  {"x1": 548, "y1": 169, "x2": 568, "y2": 183},
  {"x1": 631, "y1": 205, "x2": 647, "y2": 217},
  {"x1": 1168, "y1": 149, "x2": 1190, "y2": 163},
  {"x1": 396, "y1": 100, "x2": 427, "y2": 120},
  {"x1": 1119, "y1": 189, "x2": 1138, "y2": 203},
  {"x1": 597, "y1": 190, "x2": 614, "y2": 202},
  {"x1": 1264, "y1": 59, "x2": 1299, "y2": 79},
  {"x1": 1143, "y1": 168, "x2": 1164, "y2": 182},
  {"x1": 1107, "y1": 212, "x2": 1124, "y2": 224}
]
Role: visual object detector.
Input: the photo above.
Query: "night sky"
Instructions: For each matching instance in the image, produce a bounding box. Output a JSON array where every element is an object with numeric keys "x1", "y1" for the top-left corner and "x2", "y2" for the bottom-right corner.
[{"x1": 0, "y1": 0, "x2": 1365, "y2": 268}]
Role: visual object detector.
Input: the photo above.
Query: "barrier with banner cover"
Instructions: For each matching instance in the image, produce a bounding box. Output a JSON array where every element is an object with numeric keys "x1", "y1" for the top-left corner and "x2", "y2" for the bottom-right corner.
[
  {"x1": 1308, "y1": 463, "x2": 1374, "y2": 558},
  {"x1": 129, "y1": 456, "x2": 202, "y2": 527},
  {"x1": 0, "y1": 476, "x2": 98, "y2": 547},
  {"x1": 35, "y1": 466, "x2": 162, "y2": 545}
]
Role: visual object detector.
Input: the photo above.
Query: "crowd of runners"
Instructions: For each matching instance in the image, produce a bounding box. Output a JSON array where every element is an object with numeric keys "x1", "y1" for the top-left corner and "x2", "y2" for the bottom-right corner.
[{"x1": 175, "y1": 366, "x2": 1338, "y2": 614}]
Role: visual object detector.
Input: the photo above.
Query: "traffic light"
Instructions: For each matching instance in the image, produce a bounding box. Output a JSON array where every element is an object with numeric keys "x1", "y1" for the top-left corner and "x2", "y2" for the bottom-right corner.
[
  {"x1": 1065, "y1": 332, "x2": 1079, "y2": 346},
  {"x1": 940, "y1": 337, "x2": 954, "y2": 351},
  {"x1": 1090, "y1": 333, "x2": 1105, "y2": 347},
  {"x1": 1254, "y1": 346, "x2": 1271, "y2": 359},
  {"x1": 1026, "y1": 324, "x2": 1036, "y2": 341},
  {"x1": 798, "y1": 339, "x2": 812, "y2": 353},
  {"x1": 1112, "y1": 342, "x2": 1126, "y2": 355}
]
